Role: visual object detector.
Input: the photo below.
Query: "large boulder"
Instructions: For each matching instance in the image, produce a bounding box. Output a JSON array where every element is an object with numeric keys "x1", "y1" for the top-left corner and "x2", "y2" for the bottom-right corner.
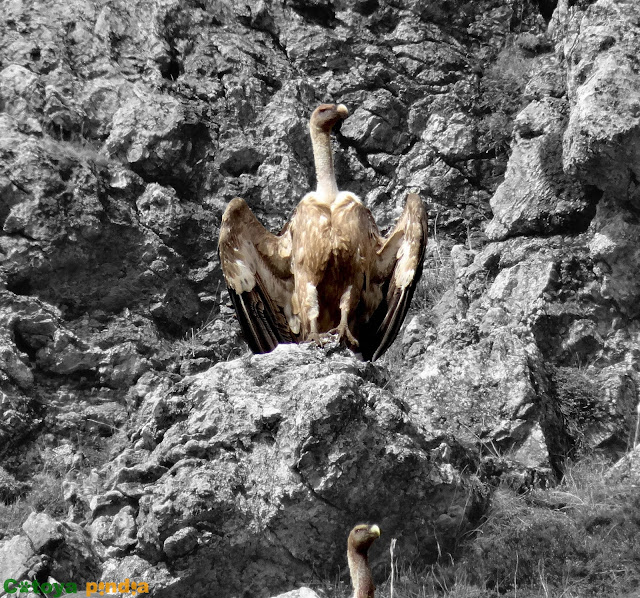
[
  {"x1": 562, "y1": 0, "x2": 640, "y2": 196},
  {"x1": 486, "y1": 98, "x2": 597, "y2": 241},
  {"x1": 94, "y1": 345, "x2": 486, "y2": 597}
]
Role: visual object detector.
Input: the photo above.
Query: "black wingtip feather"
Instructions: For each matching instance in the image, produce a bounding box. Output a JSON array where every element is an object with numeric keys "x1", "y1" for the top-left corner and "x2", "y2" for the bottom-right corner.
[
  {"x1": 365, "y1": 251, "x2": 426, "y2": 361},
  {"x1": 228, "y1": 285, "x2": 292, "y2": 354}
]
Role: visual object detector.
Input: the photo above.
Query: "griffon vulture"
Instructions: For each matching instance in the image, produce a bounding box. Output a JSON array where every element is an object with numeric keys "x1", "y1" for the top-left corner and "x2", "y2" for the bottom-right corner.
[
  {"x1": 218, "y1": 103, "x2": 428, "y2": 360},
  {"x1": 347, "y1": 523, "x2": 381, "y2": 598}
]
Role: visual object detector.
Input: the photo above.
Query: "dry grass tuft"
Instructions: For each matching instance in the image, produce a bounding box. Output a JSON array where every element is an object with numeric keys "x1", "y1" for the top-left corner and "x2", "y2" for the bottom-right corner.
[
  {"x1": 312, "y1": 455, "x2": 640, "y2": 598},
  {"x1": 412, "y1": 250, "x2": 456, "y2": 314}
]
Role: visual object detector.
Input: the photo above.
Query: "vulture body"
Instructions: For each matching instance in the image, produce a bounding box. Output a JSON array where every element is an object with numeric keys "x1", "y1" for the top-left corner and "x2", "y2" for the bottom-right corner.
[
  {"x1": 347, "y1": 523, "x2": 380, "y2": 598},
  {"x1": 219, "y1": 103, "x2": 428, "y2": 360}
]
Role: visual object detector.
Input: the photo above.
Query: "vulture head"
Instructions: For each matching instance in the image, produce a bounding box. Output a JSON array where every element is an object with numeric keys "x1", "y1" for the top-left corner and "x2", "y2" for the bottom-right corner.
[
  {"x1": 347, "y1": 523, "x2": 381, "y2": 598},
  {"x1": 310, "y1": 103, "x2": 349, "y2": 133}
]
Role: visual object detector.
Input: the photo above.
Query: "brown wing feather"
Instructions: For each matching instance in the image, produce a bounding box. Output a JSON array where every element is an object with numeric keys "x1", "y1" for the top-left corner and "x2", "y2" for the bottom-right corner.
[
  {"x1": 365, "y1": 193, "x2": 428, "y2": 361},
  {"x1": 218, "y1": 197, "x2": 298, "y2": 353}
]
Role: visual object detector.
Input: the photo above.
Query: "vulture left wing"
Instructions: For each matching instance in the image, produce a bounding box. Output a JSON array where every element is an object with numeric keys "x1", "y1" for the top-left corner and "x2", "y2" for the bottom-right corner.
[
  {"x1": 218, "y1": 197, "x2": 298, "y2": 354},
  {"x1": 366, "y1": 193, "x2": 428, "y2": 361}
]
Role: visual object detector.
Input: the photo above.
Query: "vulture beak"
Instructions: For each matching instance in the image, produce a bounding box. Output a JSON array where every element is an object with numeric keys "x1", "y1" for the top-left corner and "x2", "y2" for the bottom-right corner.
[{"x1": 336, "y1": 104, "x2": 349, "y2": 119}]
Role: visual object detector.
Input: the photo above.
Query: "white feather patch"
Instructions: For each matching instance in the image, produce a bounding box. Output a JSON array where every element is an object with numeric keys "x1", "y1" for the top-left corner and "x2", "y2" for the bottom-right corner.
[
  {"x1": 285, "y1": 303, "x2": 301, "y2": 335},
  {"x1": 232, "y1": 259, "x2": 256, "y2": 293},
  {"x1": 305, "y1": 282, "x2": 319, "y2": 321},
  {"x1": 335, "y1": 191, "x2": 362, "y2": 207}
]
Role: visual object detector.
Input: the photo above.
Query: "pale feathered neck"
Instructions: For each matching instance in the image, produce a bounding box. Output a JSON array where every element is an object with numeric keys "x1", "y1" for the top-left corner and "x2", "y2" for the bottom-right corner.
[
  {"x1": 348, "y1": 543, "x2": 375, "y2": 598},
  {"x1": 310, "y1": 124, "x2": 338, "y2": 204}
]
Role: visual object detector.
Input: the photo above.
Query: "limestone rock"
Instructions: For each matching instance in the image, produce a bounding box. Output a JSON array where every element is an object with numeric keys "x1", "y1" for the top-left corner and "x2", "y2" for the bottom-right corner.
[
  {"x1": 486, "y1": 255, "x2": 556, "y2": 316},
  {"x1": 44, "y1": 84, "x2": 86, "y2": 135},
  {"x1": 99, "y1": 555, "x2": 176, "y2": 592},
  {"x1": 340, "y1": 90, "x2": 412, "y2": 155},
  {"x1": 423, "y1": 112, "x2": 476, "y2": 160},
  {"x1": 0, "y1": 334, "x2": 33, "y2": 391},
  {"x1": 512, "y1": 423, "x2": 548, "y2": 468},
  {"x1": 0, "y1": 392, "x2": 40, "y2": 462},
  {"x1": 0, "y1": 535, "x2": 40, "y2": 583},
  {"x1": 0, "y1": 295, "x2": 43, "y2": 457},
  {"x1": 562, "y1": 0, "x2": 640, "y2": 195},
  {"x1": 486, "y1": 98, "x2": 596, "y2": 241},
  {"x1": 36, "y1": 329, "x2": 104, "y2": 375},
  {"x1": 47, "y1": 521, "x2": 102, "y2": 580},
  {"x1": 91, "y1": 505, "x2": 138, "y2": 557},
  {"x1": 607, "y1": 445, "x2": 640, "y2": 485},
  {"x1": 22, "y1": 512, "x2": 64, "y2": 553},
  {"x1": 163, "y1": 526, "x2": 198, "y2": 560},
  {"x1": 104, "y1": 93, "x2": 209, "y2": 195},
  {"x1": 11, "y1": 512, "x2": 102, "y2": 581},
  {"x1": 0, "y1": 65, "x2": 45, "y2": 132},
  {"x1": 588, "y1": 198, "x2": 640, "y2": 319},
  {"x1": 524, "y1": 54, "x2": 566, "y2": 101},
  {"x1": 448, "y1": 225, "x2": 640, "y2": 471},
  {"x1": 410, "y1": 326, "x2": 542, "y2": 452},
  {"x1": 99, "y1": 345, "x2": 486, "y2": 596},
  {"x1": 136, "y1": 183, "x2": 192, "y2": 243}
]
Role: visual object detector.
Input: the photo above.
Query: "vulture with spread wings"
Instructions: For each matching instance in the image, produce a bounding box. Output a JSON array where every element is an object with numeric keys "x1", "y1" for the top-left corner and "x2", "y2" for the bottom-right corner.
[{"x1": 218, "y1": 103, "x2": 428, "y2": 361}]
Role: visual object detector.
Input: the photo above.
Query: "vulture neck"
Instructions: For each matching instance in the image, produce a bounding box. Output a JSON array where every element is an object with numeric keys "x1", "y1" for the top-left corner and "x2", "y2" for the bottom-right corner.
[
  {"x1": 310, "y1": 125, "x2": 339, "y2": 204},
  {"x1": 347, "y1": 544, "x2": 375, "y2": 598}
]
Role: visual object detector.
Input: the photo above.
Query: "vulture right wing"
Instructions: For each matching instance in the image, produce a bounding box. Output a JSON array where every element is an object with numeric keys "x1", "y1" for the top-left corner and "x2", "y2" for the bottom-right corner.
[
  {"x1": 218, "y1": 197, "x2": 299, "y2": 354},
  {"x1": 365, "y1": 193, "x2": 428, "y2": 361}
]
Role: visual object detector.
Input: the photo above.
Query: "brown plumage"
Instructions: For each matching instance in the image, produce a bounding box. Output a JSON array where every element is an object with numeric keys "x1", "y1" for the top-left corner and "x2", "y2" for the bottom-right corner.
[
  {"x1": 347, "y1": 523, "x2": 381, "y2": 598},
  {"x1": 218, "y1": 103, "x2": 428, "y2": 360}
]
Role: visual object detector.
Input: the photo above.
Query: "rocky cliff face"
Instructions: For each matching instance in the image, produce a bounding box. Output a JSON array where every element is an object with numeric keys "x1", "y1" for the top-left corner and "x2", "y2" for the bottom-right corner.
[{"x1": 1, "y1": 0, "x2": 639, "y2": 596}]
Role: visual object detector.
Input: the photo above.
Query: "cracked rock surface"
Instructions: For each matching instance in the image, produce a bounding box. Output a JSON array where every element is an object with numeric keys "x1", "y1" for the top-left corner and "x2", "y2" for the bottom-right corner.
[{"x1": 1, "y1": 0, "x2": 640, "y2": 596}]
